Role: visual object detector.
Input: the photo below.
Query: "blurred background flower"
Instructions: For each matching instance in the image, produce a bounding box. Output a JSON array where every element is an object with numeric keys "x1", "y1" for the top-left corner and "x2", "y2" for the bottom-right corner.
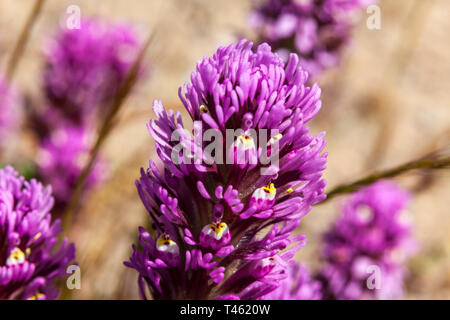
[
  {"x1": 27, "y1": 17, "x2": 146, "y2": 215},
  {"x1": 317, "y1": 181, "x2": 417, "y2": 299},
  {"x1": 250, "y1": 0, "x2": 375, "y2": 77},
  {"x1": 37, "y1": 123, "x2": 105, "y2": 213},
  {"x1": 42, "y1": 18, "x2": 142, "y2": 126},
  {"x1": 0, "y1": 75, "x2": 21, "y2": 150}
]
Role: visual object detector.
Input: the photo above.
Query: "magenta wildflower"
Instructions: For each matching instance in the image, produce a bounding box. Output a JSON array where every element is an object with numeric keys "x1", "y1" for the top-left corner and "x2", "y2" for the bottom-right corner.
[
  {"x1": 251, "y1": 0, "x2": 374, "y2": 77},
  {"x1": 317, "y1": 181, "x2": 417, "y2": 299},
  {"x1": 126, "y1": 39, "x2": 327, "y2": 299},
  {"x1": 0, "y1": 75, "x2": 20, "y2": 148},
  {"x1": 37, "y1": 124, "x2": 104, "y2": 213},
  {"x1": 261, "y1": 263, "x2": 322, "y2": 300},
  {"x1": 35, "y1": 18, "x2": 143, "y2": 211},
  {"x1": 43, "y1": 18, "x2": 141, "y2": 125},
  {"x1": 0, "y1": 166, "x2": 75, "y2": 300}
]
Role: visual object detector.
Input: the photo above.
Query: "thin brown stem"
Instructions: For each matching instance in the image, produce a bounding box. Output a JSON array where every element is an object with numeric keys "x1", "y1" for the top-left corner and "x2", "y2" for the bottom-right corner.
[
  {"x1": 410, "y1": 129, "x2": 450, "y2": 194},
  {"x1": 321, "y1": 153, "x2": 450, "y2": 204},
  {"x1": 61, "y1": 33, "x2": 154, "y2": 232},
  {"x1": 5, "y1": 0, "x2": 45, "y2": 82}
]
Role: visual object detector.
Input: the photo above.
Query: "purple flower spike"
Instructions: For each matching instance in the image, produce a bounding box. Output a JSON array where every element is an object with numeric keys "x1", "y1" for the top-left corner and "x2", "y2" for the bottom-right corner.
[
  {"x1": 262, "y1": 263, "x2": 322, "y2": 300},
  {"x1": 0, "y1": 75, "x2": 21, "y2": 147},
  {"x1": 251, "y1": 0, "x2": 375, "y2": 77},
  {"x1": 126, "y1": 39, "x2": 327, "y2": 300},
  {"x1": 43, "y1": 18, "x2": 141, "y2": 125},
  {"x1": 0, "y1": 166, "x2": 75, "y2": 300},
  {"x1": 37, "y1": 124, "x2": 104, "y2": 212},
  {"x1": 318, "y1": 181, "x2": 417, "y2": 300}
]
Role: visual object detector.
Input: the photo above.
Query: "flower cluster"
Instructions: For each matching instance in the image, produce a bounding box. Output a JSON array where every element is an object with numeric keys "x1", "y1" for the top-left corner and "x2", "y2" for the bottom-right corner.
[
  {"x1": 126, "y1": 39, "x2": 327, "y2": 299},
  {"x1": 0, "y1": 166, "x2": 75, "y2": 299},
  {"x1": 35, "y1": 18, "x2": 142, "y2": 212},
  {"x1": 250, "y1": 0, "x2": 374, "y2": 77},
  {"x1": 317, "y1": 181, "x2": 417, "y2": 299},
  {"x1": 42, "y1": 18, "x2": 141, "y2": 125},
  {"x1": 262, "y1": 263, "x2": 322, "y2": 299},
  {"x1": 0, "y1": 75, "x2": 20, "y2": 148}
]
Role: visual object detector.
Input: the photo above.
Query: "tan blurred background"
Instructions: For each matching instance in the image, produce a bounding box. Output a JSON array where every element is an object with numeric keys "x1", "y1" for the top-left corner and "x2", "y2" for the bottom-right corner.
[{"x1": 0, "y1": 0, "x2": 449, "y2": 299}]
